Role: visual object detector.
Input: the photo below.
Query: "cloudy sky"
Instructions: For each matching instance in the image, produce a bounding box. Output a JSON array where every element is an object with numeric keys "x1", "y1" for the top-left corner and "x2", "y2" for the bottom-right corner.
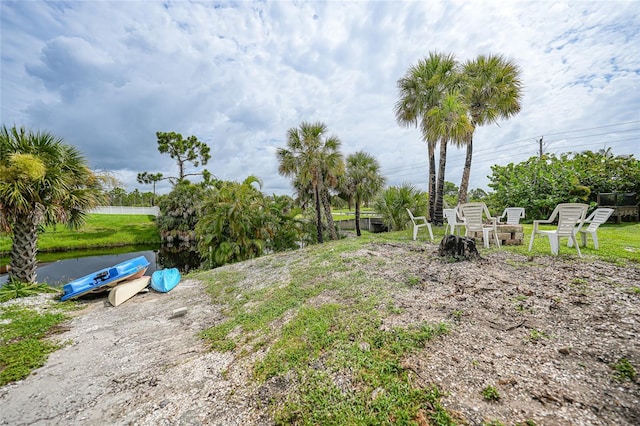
[{"x1": 2, "y1": 0, "x2": 639, "y2": 197}]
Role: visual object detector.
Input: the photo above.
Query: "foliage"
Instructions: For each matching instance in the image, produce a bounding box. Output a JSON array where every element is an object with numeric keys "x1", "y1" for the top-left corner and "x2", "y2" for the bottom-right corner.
[
  {"x1": 442, "y1": 181, "x2": 459, "y2": 208},
  {"x1": 457, "y1": 54, "x2": 523, "y2": 203},
  {"x1": 277, "y1": 121, "x2": 344, "y2": 243},
  {"x1": 481, "y1": 385, "x2": 501, "y2": 401},
  {"x1": 195, "y1": 177, "x2": 302, "y2": 267},
  {"x1": 136, "y1": 131, "x2": 211, "y2": 193},
  {"x1": 394, "y1": 52, "x2": 461, "y2": 224},
  {"x1": 343, "y1": 151, "x2": 386, "y2": 236},
  {"x1": 104, "y1": 187, "x2": 156, "y2": 207},
  {"x1": 0, "y1": 281, "x2": 58, "y2": 303},
  {"x1": 156, "y1": 180, "x2": 208, "y2": 243},
  {"x1": 0, "y1": 125, "x2": 104, "y2": 283},
  {"x1": 488, "y1": 150, "x2": 640, "y2": 219},
  {"x1": 395, "y1": 52, "x2": 523, "y2": 219},
  {"x1": 373, "y1": 184, "x2": 428, "y2": 231},
  {"x1": 468, "y1": 187, "x2": 488, "y2": 201},
  {"x1": 0, "y1": 305, "x2": 69, "y2": 385},
  {"x1": 611, "y1": 358, "x2": 636, "y2": 382}
]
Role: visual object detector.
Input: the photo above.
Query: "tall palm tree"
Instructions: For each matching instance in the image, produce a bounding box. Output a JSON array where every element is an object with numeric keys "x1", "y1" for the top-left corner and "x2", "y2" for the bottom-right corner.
[
  {"x1": 458, "y1": 54, "x2": 523, "y2": 203},
  {"x1": 0, "y1": 126, "x2": 103, "y2": 283},
  {"x1": 277, "y1": 122, "x2": 343, "y2": 243},
  {"x1": 395, "y1": 52, "x2": 459, "y2": 222},
  {"x1": 344, "y1": 151, "x2": 386, "y2": 236},
  {"x1": 426, "y1": 91, "x2": 473, "y2": 223}
]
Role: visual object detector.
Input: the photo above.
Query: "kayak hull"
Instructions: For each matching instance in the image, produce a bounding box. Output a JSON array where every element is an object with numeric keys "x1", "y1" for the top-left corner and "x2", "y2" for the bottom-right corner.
[
  {"x1": 60, "y1": 256, "x2": 150, "y2": 301},
  {"x1": 151, "y1": 268, "x2": 181, "y2": 293},
  {"x1": 108, "y1": 275, "x2": 151, "y2": 307}
]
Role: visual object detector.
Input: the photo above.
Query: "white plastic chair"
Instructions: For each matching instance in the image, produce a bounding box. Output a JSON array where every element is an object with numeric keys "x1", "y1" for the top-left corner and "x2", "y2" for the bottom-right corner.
[
  {"x1": 458, "y1": 202, "x2": 501, "y2": 248},
  {"x1": 406, "y1": 208, "x2": 434, "y2": 242},
  {"x1": 528, "y1": 203, "x2": 588, "y2": 257},
  {"x1": 443, "y1": 208, "x2": 465, "y2": 236},
  {"x1": 568, "y1": 207, "x2": 614, "y2": 249},
  {"x1": 499, "y1": 207, "x2": 525, "y2": 225}
]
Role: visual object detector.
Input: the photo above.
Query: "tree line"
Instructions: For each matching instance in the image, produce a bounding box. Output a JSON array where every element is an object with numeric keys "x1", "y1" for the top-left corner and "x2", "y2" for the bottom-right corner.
[{"x1": 3, "y1": 48, "x2": 639, "y2": 284}]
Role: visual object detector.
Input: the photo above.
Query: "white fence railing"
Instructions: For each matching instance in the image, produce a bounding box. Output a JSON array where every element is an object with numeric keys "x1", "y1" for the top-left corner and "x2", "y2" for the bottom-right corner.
[{"x1": 90, "y1": 206, "x2": 160, "y2": 216}]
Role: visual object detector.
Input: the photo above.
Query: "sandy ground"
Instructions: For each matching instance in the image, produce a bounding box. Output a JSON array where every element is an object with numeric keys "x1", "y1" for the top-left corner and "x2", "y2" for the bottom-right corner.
[
  {"x1": 0, "y1": 243, "x2": 639, "y2": 425},
  {"x1": 0, "y1": 281, "x2": 261, "y2": 425}
]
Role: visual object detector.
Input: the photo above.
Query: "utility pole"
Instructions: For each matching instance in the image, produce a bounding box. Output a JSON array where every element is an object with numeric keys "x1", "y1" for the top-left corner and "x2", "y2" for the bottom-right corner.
[{"x1": 538, "y1": 136, "x2": 544, "y2": 158}]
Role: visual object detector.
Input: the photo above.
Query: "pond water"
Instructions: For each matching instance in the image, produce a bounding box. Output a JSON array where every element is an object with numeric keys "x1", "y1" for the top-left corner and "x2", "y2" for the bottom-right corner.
[{"x1": 0, "y1": 244, "x2": 203, "y2": 287}]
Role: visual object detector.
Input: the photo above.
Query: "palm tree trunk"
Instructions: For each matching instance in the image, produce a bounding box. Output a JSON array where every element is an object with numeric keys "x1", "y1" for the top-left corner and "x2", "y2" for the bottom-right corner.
[
  {"x1": 321, "y1": 187, "x2": 338, "y2": 240},
  {"x1": 313, "y1": 183, "x2": 323, "y2": 243},
  {"x1": 355, "y1": 196, "x2": 362, "y2": 236},
  {"x1": 434, "y1": 140, "x2": 448, "y2": 225},
  {"x1": 458, "y1": 133, "x2": 474, "y2": 204},
  {"x1": 428, "y1": 140, "x2": 437, "y2": 222},
  {"x1": 9, "y1": 214, "x2": 40, "y2": 284}
]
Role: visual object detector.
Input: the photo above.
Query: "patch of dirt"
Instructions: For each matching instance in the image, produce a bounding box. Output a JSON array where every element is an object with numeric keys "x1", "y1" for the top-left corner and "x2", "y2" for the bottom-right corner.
[{"x1": 1, "y1": 243, "x2": 639, "y2": 425}]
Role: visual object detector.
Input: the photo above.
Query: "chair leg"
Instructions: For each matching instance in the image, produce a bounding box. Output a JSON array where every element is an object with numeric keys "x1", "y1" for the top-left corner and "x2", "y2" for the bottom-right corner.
[
  {"x1": 592, "y1": 232, "x2": 599, "y2": 250},
  {"x1": 580, "y1": 231, "x2": 587, "y2": 247},
  {"x1": 412, "y1": 226, "x2": 418, "y2": 241},
  {"x1": 493, "y1": 230, "x2": 501, "y2": 248},
  {"x1": 528, "y1": 233, "x2": 535, "y2": 251},
  {"x1": 482, "y1": 228, "x2": 490, "y2": 248},
  {"x1": 426, "y1": 223, "x2": 434, "y2": 242},
  {"x1": 549, "y1": 235, "x2": 559, "y2": 255},
  {"x1": 571, "y1": 235, "x2": 583, "y2": 257}
]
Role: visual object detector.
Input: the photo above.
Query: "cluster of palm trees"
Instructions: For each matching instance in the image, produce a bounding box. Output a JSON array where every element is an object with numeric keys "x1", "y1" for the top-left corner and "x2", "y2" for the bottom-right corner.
[
  {"x1": 277, "y1": 121, "x2": 386, "y2": 242},
  {"x1": 395, "y1": 51, "x2": 523, "y2": 224}
]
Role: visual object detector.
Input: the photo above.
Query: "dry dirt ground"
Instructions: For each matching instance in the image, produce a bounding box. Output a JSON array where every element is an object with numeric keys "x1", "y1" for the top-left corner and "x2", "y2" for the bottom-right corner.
[{"x1": 0, "y1": 242, "x2": 639, "y2": 425}]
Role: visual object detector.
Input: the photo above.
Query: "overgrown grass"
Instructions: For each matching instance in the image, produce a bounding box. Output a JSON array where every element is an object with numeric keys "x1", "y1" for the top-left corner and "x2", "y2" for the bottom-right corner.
[{"x1": 0, "y1": 300, "x2": 78, "y2": 386}]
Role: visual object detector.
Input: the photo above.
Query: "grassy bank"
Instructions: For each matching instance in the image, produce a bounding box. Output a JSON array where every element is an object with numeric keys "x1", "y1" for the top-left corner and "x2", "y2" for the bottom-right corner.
[
  {"x1": 0, "y1": 214, "x2": 161, "y2": 255},
  {"x1": 192, "y1": 228, "x2": 639, "y2": 424}
]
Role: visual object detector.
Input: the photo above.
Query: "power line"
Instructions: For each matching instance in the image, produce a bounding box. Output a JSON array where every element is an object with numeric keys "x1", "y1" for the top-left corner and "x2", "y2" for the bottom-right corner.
[{"x1": 383, "y1": 136, "x2": 639, "y2": 180}]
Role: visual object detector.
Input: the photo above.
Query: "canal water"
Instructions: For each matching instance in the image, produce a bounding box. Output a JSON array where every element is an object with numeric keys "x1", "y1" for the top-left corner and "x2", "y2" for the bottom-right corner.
[{"x1": 0, "y1": 245, "x2": 203, "y2": 287}]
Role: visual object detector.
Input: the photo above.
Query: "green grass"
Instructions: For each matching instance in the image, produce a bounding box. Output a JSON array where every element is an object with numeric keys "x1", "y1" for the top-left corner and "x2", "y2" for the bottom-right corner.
[
  {"x1": 404, "y1": 221, "x2": 640, "y2": 264},
  {"x1": 611, "y1": 358, "x2": 636, "y2": 382},
  {"x1": 196, "y1": 238, "x2": 454, "y2": 424},
  {"x1": 0, "y1": 214, "x2": 160, "y2": 255},
  {"x1": 0, "y1": 300, "x2": 78, "y2": 386},
  {"x1": 481, "y1": 385, "x2": 501, "y2": 401}
]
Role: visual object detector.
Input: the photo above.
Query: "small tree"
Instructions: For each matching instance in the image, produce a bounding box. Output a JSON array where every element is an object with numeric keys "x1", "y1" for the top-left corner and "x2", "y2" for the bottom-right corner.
[
  {"x1": 344, "y1": 151, "x2": 386, "y2": 236},
  {"x1": 0, "y1": 125, "x2": 103, "y2": 283},
  {"x1": 195, "y1": 176, "x2": 301, "y2": 267},
  {"x1": 277, "y1": 122, "x2": 344, "y2": 244},
  {"x1": 156, "y1": 180, "x2": 209, "y2": 243},
  {"x1": 137, "y1": 131, "x2": 211, "y2": 193},
  {"x1": 373, "y1": 184, "x2": 428, "y2": 231}
]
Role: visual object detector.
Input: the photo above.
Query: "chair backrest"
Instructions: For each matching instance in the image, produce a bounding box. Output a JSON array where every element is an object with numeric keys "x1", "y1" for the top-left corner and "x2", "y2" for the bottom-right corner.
[
  {"x1": 555, "y1": 203, "x2": 588, "y2": 236},
  {"x1": 406, "y1": 208, "x2": 417, "y2": 225},
  {"x1": 459, "y1": 202, "x2": 492, "y2": 232},
  {"x1": 584, "y1": 208, "x2": 615, "y2": 232},
  {"x1": 501, "y1": 207, "x2": 525, "y2": 225},
  {"x1": 443, "y1": 208, "x2": 461, "y2": 225}
]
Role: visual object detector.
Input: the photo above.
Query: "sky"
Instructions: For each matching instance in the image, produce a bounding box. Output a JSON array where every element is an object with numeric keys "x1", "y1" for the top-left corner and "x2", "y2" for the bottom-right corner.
[{"x1": 1, "y1": 0, "x2": 639, "y2": 197}]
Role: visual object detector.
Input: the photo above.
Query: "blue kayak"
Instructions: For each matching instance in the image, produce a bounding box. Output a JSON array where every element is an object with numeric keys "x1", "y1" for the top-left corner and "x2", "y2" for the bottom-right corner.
[
  {"x1": 151, "y1": 268, "x2": 181, "y2": 293},
  {"x1": 60, "y1": 256, "x2": 150, "y2": 301}
]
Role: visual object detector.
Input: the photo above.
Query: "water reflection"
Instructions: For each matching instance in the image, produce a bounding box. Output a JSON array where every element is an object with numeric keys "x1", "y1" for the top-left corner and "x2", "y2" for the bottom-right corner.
[{"x1": 0, "y1": 244, "x2": 203, "y2": 287}]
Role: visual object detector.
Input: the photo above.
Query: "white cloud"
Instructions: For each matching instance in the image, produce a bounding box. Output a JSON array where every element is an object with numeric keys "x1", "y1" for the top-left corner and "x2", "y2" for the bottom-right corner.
[{"x1": 1, "y1": 0, "x2": 638, "y2": 197}]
